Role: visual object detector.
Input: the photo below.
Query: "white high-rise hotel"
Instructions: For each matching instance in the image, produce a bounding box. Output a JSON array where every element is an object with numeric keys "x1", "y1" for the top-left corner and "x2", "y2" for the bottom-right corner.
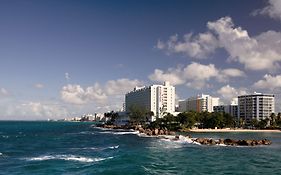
[
  {"x1": 238, "y1": 93, "x2": 275, "y2": 123},
  {"x1": 125, "y1": 81, "x2": 175, "y2": 121}
]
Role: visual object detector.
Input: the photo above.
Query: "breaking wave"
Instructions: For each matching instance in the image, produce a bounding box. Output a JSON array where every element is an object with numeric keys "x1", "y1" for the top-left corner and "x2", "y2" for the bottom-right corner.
[{"x1": 26, "y1": 155, "x2": 113, "y2": 163}]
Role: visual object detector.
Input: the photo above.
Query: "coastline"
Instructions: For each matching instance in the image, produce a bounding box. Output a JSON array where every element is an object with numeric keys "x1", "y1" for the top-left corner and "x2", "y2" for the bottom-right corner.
[{"x1": 189, "y1": 128, "x2": 281, "y2": 133}]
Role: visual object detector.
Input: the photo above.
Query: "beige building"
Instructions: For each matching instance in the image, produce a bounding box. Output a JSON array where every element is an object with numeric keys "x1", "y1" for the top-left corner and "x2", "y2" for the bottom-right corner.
[{"x1": 179, "y1": 94, "x2": 219, "y2": 112}]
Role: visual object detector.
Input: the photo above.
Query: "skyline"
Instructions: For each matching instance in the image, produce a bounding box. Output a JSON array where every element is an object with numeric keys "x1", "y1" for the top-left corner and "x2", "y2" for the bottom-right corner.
[{"x1": 1, "y1": 0, "x2": 281, "y2": 120}]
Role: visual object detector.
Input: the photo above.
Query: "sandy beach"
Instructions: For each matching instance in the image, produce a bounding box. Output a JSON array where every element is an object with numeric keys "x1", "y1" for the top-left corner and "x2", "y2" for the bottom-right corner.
[{"x1": 189, "y1": 128, "x2": 281, "y2": 133}]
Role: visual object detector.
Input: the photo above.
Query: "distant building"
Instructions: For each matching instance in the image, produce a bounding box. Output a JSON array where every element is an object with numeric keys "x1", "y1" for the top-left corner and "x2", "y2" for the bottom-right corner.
[
  {"x1": 179, "y1": 94, "x2": 219, "y2": 112},
  {"x1": 238, "y1": 93, "x2": 275, "y2": 124},
  {"x1": 125, "y1": 81, "x2": 175, "y2": 121},
  {"x1": 213, "y1": 104, "x2": 238, "y2": 119}
]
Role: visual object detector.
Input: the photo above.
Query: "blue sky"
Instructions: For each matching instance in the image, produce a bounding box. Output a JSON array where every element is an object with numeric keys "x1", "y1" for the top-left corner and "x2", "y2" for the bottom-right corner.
[{"x1": 1, "y1": 0, "x2": 281, "y2": 120}]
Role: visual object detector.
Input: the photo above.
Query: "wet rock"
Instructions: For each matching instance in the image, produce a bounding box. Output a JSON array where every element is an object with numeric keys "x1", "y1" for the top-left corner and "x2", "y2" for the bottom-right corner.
[
  {"x1": 153, "y1": 129, "x2": 159, "y2": 135},
  {"x1": 138, "y1": 128, "x2": 145, "y2": 133},
  {"x1": 159, "y1": 130, "x2": 165, "y2": 135},
  {"x1": 169, "y1": 131, "x2": 176, "y2": 135}
]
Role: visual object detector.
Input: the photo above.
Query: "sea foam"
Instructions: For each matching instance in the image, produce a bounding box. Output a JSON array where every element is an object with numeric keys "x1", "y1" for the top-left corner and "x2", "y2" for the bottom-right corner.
[{"x1": 26, "y1": 155, "x2": 113, "y2": 163}]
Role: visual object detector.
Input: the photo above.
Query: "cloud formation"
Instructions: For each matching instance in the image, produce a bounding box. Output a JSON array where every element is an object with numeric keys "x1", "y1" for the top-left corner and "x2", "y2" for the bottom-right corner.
[
  {"x1": 253, "y1": 74, "x2": 281, "y2": 90},
  {"x1": 217, "y1": 84, "x2": 247, "y2": 104},
  {"x1": 34, "y1": 83, "x2": 44, "y2": 89},
  {"x1": 65, "y1": 72, "x2": 70, "y2": 81},
  {"x1": 61, "y1": 83, "x2": 107, "y2": 105},
  {"x1": 61, "y1": 78, "x2": 142, "y2": 106},
  {"x1": 157, "y1": 16, "x2": 281, "y2": 71},
  {"x1": 149, "y1": 62, "x2": 245, "y2": 89},
  {"x1": 0, "y1": 88, "x2": 9, "y2": 96},
  {"x1": 252, "y1": 0, "x2": 281, "y2": 21},
  {"x1": 156, "y1": 32, "x2": 219, "y2": 59}
]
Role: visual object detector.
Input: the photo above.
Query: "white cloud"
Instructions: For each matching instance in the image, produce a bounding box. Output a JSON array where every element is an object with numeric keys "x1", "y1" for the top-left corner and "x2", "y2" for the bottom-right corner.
[
  {"x1": 217, "y1": 68, "x2": 246, "y2": 82},
  {"x1": 148, "y1": 67, "x2": 185, "y2": 86},
  {"x1": 149, "y1": 62, "x2": 245, "y2": 89},
  {"x1": 61, "y1": 78, "x2": 142, "y2": 106},
  {"x1": 157, "y1": 16, "x2": 281, "y2": 71},
  {"x1": 207, "y1": 16, "x2": 281, "y2": 71},
  {"x1": 252, "y1": 0, "x2": 281, "y2": 21},
  {"x1": 253, "y1": 74, "x2": 281, "y2": 90},
  {"x1": 217, "y1": 84, "x2": 247, "y2": 104},
  {"x1": 105, "y1": 78, "x2": 142, "y2": 95},
  {"x1": 61, "y1": 84, "x2": 107, "y2": 105},
  {"x1": 21, "y1": 102, "x2": 68, "y2": 118},
  {"x1": 183, "y1": 62, "x2": 219, "y2": 89},
  {"x1": 34, "y1": 83, "x2": 44, "y2": 89},
  {"x1": 65, "y1": 72, "x2": 70, "y2": 81},
  {"x1": 0, "y1": 88, "x2": 9, "y2": 96},
  {"x1": 156, "y1": 32, "x2": 219, "y2": 59}
]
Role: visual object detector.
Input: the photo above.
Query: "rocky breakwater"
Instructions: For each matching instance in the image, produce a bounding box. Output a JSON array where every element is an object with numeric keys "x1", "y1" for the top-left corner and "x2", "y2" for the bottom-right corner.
[
  {"x1": 193, "y1": 138, "x2": 272, "y2": 146},
  {"x1": 136, "y1": 127, "x2": 176, "y2": 136}
]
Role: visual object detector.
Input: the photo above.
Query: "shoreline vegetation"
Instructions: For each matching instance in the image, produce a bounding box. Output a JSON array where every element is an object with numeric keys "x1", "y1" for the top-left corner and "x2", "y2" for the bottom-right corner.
[
  {"x1": 189, "y1": 128, "x2": 281, "y2": 133},
  {"x1": 97, "y1": 109, "x2": 281, "y2": 146}
]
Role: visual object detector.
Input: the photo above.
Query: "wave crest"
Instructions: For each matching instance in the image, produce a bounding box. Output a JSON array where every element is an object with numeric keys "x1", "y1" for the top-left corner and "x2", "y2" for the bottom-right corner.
[{"x1": 26, "y1": 155, "x2": 113, "y2": 163}]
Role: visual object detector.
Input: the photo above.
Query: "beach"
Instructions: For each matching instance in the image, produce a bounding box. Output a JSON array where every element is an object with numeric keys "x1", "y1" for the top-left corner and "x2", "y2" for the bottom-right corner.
[{"x1": 190, "y1": 128, "x2": 281, "y2": 133}]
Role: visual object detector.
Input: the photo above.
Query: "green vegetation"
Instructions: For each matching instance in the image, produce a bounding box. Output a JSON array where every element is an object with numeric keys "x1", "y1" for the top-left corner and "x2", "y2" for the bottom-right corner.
[
  {"x1": 148, "y1": 111, "x2": 237, "y2": 131},
  {"x1": 149, "y1": 111, "x2": 281, "y2": 131}
]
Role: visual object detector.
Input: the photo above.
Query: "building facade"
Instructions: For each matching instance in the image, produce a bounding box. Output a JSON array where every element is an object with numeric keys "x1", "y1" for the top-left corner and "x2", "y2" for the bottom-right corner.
[
  {"x1": 238, "y1": 93, "x2": 275, "y2": 124},
  {"x1": 179, "y1": 94, "x2": 219, "y2": 113},
  {"x1": 213, "y1": 105, "x2": 238, "y2": 119},
  {"x1": 125, "y1": 81, "x2": 175, "y2": 121}
]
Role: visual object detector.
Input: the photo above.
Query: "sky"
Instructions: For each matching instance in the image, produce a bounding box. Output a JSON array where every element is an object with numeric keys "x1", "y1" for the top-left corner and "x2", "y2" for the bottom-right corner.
[{"x1": 1, "y1": 0, "x2": 281, "y2": 120}]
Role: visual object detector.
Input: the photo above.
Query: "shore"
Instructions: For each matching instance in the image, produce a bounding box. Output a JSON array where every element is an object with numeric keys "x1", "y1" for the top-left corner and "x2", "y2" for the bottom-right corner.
[{"x1": 189, "y1": 128, "x2": 281, "y2": 133}]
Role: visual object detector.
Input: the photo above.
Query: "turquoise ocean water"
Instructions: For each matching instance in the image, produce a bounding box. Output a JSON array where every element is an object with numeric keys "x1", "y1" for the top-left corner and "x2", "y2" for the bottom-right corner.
[{"x1": 0, "y1": 121, "x2": 281, "y2": 175}]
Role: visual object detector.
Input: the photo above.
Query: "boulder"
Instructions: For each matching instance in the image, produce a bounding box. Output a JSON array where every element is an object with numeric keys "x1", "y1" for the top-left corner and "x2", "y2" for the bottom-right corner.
[
  {"x1": 154, "y1": 129, "x2": 159, "y2": 135},
  {"x1": 159, "y1": 130, "x2": 165, "y2": 135},
  {"x1": 224, "y1": 139, "x2": 237, "y2": 145},
  {"x1": 138, "y1": 128, "x2": 145, "y2": 133},
  {"x1": 169, "y1": 131, "x2": 176, "y2": 135},
  {"x1": 262, "y1": 139, "x2": 272, "y2": 145},
  {"x1": 217, "y1": 139, "x2": 224, "y2": 145},
  {"x1": 209, "y1": 139, "x2": 216, "y2": 145},
  {"x1": 145, "y1": 129, "x2": 152, "y2": 136}
]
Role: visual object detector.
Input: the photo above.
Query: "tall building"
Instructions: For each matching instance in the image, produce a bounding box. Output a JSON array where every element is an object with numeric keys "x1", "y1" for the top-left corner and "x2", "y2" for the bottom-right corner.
[
  {"x1": 125, "y1": 81, "x2": 175, "y2": 121},
  {"x1": 179, "y1": 94, "x2": 219, "y2": 112},
  {"x1": 238, "y1": 93, "x2": 275, "y2": 124}
]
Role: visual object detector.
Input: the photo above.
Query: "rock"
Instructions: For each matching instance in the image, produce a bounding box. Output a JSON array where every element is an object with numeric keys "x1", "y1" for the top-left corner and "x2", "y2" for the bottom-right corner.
[
  {"x1": 209, "y1": 139, "x2": 216, "y2": 145},
  {"x1": 145, "y1": 129, "x2": 152, "y2": 136},
  {"x1": 159, "y1": 130, "x2": 164, "y2": 135},
  {"x1": 224, "y1": 139, "x2": 237, "y2": 145},
  {"x1": 169, "y1": 131, "x2": 176, "y2": 135},
  {"x1": 262, "y1": 139, "x2": 272, "y2": 145},
  {"x1": 217, "y1": 139, "x2": 225, "y2": 145},
  {"x1": 173, "y1": 135, "x2": 180, "y2": 140},
  {"x1": 154, "y1": 129, "x2": 159, "y2": 135},
  {"x1": 138, "y1": 128, "x2": 145, "y2": 133}
]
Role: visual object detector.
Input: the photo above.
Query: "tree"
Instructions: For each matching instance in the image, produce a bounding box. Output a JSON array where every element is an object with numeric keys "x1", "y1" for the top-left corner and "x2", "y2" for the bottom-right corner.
[
  {"x1": 128, "y1": 105, "x2": 147, "y2": 124},
  {"x1": 269, "y1": 113, "x2": 277, "y2": 128}
]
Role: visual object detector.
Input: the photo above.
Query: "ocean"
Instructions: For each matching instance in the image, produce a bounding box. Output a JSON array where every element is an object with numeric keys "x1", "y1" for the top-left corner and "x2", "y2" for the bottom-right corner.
[{"x1": 0, "y1": 121, "x2": 281, "y2": 175}]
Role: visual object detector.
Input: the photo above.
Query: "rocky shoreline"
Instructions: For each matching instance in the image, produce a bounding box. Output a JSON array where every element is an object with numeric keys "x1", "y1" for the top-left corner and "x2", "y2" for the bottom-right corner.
[{"x1": 96, "y1": 124, "x2": 272, "y2": 146}]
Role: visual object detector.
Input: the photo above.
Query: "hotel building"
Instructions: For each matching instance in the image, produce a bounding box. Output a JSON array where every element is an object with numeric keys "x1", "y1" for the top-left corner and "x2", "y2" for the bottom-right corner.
[
  {"x1": 125, "y1": 81, "x2": 175, "y2": 121},
  {"x1": 238, "y1": 93, "x2": 275, "y2": 124},
  {"x1": 179, "y1": 94, "x2": 219, "y2": 113}
]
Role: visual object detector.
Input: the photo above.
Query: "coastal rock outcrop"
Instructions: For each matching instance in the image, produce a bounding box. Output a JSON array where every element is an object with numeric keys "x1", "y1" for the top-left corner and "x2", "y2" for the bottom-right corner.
[{"x1": 193, "y1": 138, "x2": 272, "y2": 146}]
